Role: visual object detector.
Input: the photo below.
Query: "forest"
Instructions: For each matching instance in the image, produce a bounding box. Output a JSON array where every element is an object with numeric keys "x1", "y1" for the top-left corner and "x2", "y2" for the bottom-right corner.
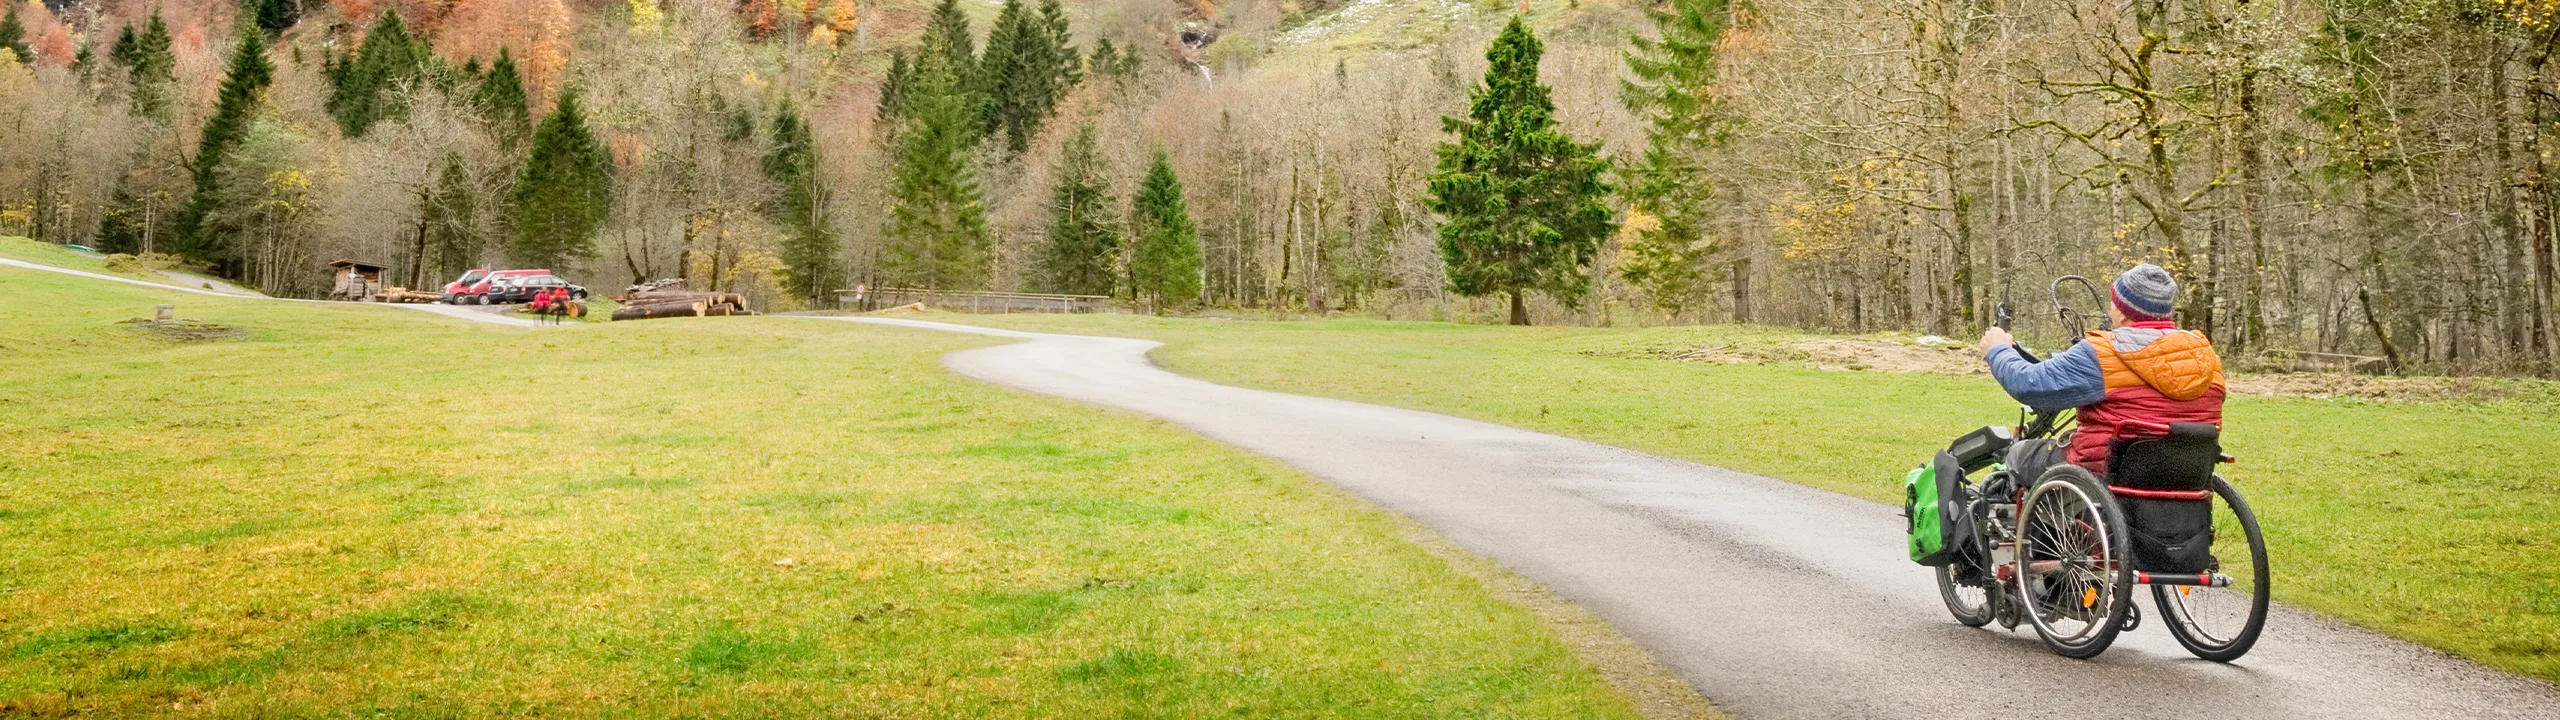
[{"x1": 2, "y1": 0, "x2": 2556, "y2": 376}]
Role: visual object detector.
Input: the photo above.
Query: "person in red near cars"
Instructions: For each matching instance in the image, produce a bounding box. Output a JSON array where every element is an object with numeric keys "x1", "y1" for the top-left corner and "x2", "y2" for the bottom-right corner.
[{"x1": 530, "y1": 286, "x2": 562, "y2": 324}]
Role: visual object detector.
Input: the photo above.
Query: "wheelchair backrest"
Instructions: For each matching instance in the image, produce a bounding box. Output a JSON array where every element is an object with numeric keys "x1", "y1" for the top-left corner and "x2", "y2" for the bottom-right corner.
[{"x1": 2108, "y1": 422, "x2": 2221, "y2": 491}]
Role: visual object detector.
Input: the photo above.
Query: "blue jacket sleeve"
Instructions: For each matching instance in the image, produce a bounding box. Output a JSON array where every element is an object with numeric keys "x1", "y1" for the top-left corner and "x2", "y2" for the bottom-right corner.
[{"x1": 1985, "y1": 342, "x2": 2107, "y2": 413}]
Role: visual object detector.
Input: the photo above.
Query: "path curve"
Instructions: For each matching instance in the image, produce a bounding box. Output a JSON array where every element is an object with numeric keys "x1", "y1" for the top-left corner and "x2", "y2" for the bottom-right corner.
[
  {"x1": 3, "y1": 257, "x2": 542, "y2": 327},
  {"x1": 831, "y1": 316, "x2": 2560, "y2": 720}
]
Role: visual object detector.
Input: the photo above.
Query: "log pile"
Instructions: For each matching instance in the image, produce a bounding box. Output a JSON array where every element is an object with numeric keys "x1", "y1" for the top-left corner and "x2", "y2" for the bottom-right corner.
[
  {"x1": 608, "y1": 279, "x2": 756, "y2": 321},
  {"x1": 609, "y1": 294, "x2": 756, "y2": 321},
  {"x1": 373, "y1": 287, "x2": 441, "y2": 304}
]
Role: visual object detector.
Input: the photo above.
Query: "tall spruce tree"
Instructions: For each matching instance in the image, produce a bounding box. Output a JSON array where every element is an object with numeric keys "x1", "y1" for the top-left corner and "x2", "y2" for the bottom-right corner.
[
  {"x1": 875, "y1": 51, "x2": 912, "y2": 135},
  {"x1": 109, "y1": 24, "x2": 139, "y2": 68},
  {"x1": 172, "y1": 25, "x2": 276, "y2": 264},
  {"x1": 1036, "y1": 0, "x2": 1081, "y2": 90},
  {"x1": 1127, "y1": 150, "x2": 1202, "y2": 310},
  {"x1": 511, "y1": 87, "x2": 614, "y2": 269},
  {"x1": 476, "y1": 48, "x2": 533, "y2": 143},
  {"x1": 1617, "y1": 0, "x2": 1734, "y2": 315},
  {"x1": 975, "y1": 0, "x2": 1031, "y2": 141},
  {"x1": 922, "y1": 0, "x2": 977, "y2": 81},
  {"x1": 1427, "y1": 16, "x2": 1613, "y2": 326},
  {"x1": 977, "y1": 0, "x2": 1081, "y2": 153},
  {"x1": 0, "y1": 5, "x2": 25, "y2": 62},
  {"x1": 765, "y1": 99, "x2": 840, "y2": 307},
  {"x1": 1034, "y1": 122, "x2": 1117, "y2": 295},
  {"x1": 254, "y1": 0, "x2": 300, "y2": 37},
  {"x1": 328, "y1": 8, "x2": 433, "y2": 138},
  {"x1": 128, "y1": 13, "x2": 177, "y2": 119},
  {"x1": 881, "y1": 47, "x2": 989, "y2": 290}
]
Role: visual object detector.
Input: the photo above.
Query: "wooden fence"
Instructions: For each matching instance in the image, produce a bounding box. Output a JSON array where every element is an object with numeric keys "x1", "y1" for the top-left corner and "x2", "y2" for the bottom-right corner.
[{"x1": 839, "y1": 288, "x2": 1114, "y2": 314}]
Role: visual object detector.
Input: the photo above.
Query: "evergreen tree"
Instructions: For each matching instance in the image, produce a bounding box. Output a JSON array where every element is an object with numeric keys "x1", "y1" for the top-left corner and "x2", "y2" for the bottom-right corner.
[
  {"x1": 1426, "y1": 16, "x2": 1613, "y2": 326},
  {"x1": 109, "y1": 24, "x2": 139, "y2": 68},
  {"x1": 881, "y1": 48, "x2": 989, "y2": 290},
  {"x1": 72, "y1": 42, "x2": 96, "y2": 81},
  {"x1": 1617, "y1": 0, "x2": 1734, "y2": 315},
  {"x1": 975, "y1": 0, "x2": 1032, "y2": 142},
  {"x1": 510, "y1": 87, "x2": 614, "y2": 269},
  {"x1": 876, "y1": 51, "x2": 913, "y2": 135},
  {"x1": 476, "y1": 48, "x2": 533, "y2": 143},
  {"x1": 1127, "y1": 150, "x2": 1202, "y2": 310},
  {"x1": 254, "y1": 0, "x2": 300, "y2": 37},
  {"x1": 1036, "y1": 0, "x2": 1081, "y2": 90},
  {"x1": 765, "y1": 99, "x2": 841, "y2": 307},
  {"x1": 978, "y1": 0, "x2": 1081, "y2": 153},
  {"x1": 1090, "y1": 37, "x2": 1117, "y2": 79},
  {"x1": 328, "y1": 8, "x2": 434, "y2": 138},
  {"x1": 1034, "y1": 122, "x2": 1117, "y2": 296},
  {"x1": 921, "y1": 0, "x2": 977, "y2": 83},
  {"x1": 128, "y1": 14, "x2": 177, "y2": 120},
  {"x1": 172, "y1": 25, "x2": 276, "y2": 264},
  {"x1": 0, "y1": 5, "x2": 25, "y2": 62},
  {"x1": 423, "y1": 153, "x2": 482, "y2": 278}
]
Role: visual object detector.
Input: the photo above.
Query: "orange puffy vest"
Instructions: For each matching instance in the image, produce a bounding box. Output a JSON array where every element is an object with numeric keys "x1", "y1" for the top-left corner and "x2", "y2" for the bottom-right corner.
[{"x1": 2070, "y1": 323, "x2": 2227, "y2": 476}]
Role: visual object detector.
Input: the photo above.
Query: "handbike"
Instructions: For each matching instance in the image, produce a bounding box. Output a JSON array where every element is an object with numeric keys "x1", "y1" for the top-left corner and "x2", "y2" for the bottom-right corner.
[{"x1": 1925, "y1": 277, "x2": 2271, "y2": 661}]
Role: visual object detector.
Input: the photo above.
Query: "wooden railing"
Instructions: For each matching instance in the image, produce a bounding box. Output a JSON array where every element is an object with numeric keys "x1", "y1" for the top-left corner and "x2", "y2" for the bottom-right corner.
[{"x1": 838, "y1": 288, "x2": 1114, "y2": 314}]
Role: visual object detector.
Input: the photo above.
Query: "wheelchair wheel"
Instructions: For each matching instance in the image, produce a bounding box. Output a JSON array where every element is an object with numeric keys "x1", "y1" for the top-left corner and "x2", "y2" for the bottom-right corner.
[
  {"x1": 2154, "y1": 475, "x2": 2270, "y2": 662},
  {"x1": 2014, "y1": 465, "x2": 2132, "y2": 658},
  {"x1": 1935, "y1": 562, "x2": 1995, "y2": 627}
]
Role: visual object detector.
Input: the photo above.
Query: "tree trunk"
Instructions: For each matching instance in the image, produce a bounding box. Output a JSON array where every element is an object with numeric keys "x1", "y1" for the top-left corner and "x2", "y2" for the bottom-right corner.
[
  {"x1": 2358, "y1": 286, "x2": 2403, "y2": 375},
  {"x1": 1509, "y1": 289, "x2": 1529, "y2": 326},
  {"x1": 2235, "y1": 68, "x2": 2269, "y2": 359},
  {"x1": 1731, "y1": 257, "x2": 1753, "y2": 325}
]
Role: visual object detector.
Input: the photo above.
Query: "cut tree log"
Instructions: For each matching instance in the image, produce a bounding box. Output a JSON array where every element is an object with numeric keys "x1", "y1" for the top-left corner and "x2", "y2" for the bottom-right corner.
[{"x1": 611, "y1": 300, "x2": 708, "y2": 321}]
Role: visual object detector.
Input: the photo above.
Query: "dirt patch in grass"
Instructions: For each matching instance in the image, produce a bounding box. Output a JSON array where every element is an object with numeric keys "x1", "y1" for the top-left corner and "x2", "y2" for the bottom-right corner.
[
  {"x1": 2225, "y1": 373, "x2": 2526, "y2": 403},
  {"x1": 116, "y1": 318, "x2": 247, "y2": 342},
  {"x1": 1617, "y1": 334, "x2": 2536, "y2": 403},
  {"x1": 1602, "y1": 336, "x2": 1983, "y2": 375}
]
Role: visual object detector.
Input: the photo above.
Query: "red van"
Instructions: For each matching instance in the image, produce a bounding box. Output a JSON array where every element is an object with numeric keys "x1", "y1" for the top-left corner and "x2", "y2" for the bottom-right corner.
[{"x1": 442, "y1": 268, "x2": 557, "y2": 305}]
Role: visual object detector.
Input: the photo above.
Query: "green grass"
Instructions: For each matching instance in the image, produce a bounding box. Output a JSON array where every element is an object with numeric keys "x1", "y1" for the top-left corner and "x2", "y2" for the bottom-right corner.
[
  {"x1": 0, "y1": 236, "x2": 172, "y2": 283},
  {"x1": 949, "y1": 312, "x2": 2560, "y2": 685},
  {"x1": 0, "y1": 267, "x2": 1648, "y2": 718}
]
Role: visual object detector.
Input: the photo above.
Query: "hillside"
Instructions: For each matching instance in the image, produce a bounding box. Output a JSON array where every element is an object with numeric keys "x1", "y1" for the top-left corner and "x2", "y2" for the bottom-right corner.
[{"x1": 4, "y1": 0, "x2": 2555, "y2": 374}]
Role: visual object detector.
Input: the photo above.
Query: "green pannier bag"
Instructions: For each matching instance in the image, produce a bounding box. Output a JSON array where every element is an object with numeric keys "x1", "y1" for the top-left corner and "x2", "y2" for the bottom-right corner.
[{"x1": 1903, "y1": 451, "x2": 1968, "y2": 566}]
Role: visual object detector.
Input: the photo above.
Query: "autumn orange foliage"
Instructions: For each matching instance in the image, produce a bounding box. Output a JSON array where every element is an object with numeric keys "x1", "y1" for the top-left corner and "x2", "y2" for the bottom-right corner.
[
  {"x1": 438, "y1": 0, "x2": 574, "y2": 103},
  {"x1": 744, "y1": 0, "x2": 780, "y2": 39}
]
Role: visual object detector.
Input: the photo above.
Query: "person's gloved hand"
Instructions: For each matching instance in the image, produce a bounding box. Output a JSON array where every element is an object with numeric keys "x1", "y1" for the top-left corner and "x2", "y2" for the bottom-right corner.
[{"x1": 1977, "y1": 327, "x2": 2014, "y2": 355}]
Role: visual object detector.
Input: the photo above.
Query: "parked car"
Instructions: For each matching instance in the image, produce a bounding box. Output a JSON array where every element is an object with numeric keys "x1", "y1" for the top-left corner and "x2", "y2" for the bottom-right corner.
[
  {"x1": 484, "y1": 274, "x2": 588, "y2": 305},
  {"x1": 442, "y1": 268, "x2": 555, "y2": 304}
]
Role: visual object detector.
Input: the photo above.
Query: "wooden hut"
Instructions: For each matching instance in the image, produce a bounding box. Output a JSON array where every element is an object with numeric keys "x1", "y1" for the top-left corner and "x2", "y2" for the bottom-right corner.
[{"x1": 327, "y1": 259, "x2": 389, "y2": 301}]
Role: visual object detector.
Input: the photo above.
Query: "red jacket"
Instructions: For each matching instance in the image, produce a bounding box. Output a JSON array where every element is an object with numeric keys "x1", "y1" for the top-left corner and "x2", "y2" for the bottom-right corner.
[{"x1": 2070, "y1": 322, "x2": 2227, "y2": 476}]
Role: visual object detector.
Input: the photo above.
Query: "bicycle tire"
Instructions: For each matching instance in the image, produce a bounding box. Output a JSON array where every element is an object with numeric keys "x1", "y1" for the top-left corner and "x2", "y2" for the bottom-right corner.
[
  {"x1": 2015, "y1": 465, "x2": 2133, "y2": 659},
  {"x1": 2154, "y1": 475, "x2": 2270, "y2": 662}
]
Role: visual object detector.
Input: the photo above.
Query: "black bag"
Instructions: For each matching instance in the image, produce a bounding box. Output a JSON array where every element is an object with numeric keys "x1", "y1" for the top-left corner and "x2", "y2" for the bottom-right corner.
[
  {"x1": 2121, "y1": 497, "x2": 2215, "y2": 573},
  {"x1": 2108, "y1": 422, "x2": 2221, "y2": 492},
  {"x1": 2108, "y1": 422, "x2": 2222, "y2": 573}
]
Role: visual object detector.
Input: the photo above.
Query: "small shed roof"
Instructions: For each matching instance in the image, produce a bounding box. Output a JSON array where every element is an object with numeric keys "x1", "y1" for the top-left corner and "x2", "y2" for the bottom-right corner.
[{"x1": 327, "y1": 259, "x2": 390, "y2": 271}]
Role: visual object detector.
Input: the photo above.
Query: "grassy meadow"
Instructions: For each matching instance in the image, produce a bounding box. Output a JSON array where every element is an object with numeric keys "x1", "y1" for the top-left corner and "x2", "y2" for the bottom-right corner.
[
  {"x1": 952, "y1": 312, "x2": 2560, "y2": 685},
  {"x1": 0, "y1": 262, "x2": 1653, "y2": 717}
]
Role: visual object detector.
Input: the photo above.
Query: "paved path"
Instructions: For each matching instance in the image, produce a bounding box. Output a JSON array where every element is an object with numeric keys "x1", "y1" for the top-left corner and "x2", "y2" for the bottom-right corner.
[
  {"x1": 830, "y1": 316, "x2": 2560, "y2": 720},
  {"x1": 2, "y1": 257, "x2": 542, "y2": 327}
]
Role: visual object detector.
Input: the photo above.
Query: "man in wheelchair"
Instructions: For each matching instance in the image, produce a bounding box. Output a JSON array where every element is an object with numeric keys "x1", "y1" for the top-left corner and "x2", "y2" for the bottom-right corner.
[
  {"x1": 1977, "y1": 263, "x2": 2230, "y2": 577},
  {"x1": 1974, "y1": 263, "x2": 2226, "y2": 478}
]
